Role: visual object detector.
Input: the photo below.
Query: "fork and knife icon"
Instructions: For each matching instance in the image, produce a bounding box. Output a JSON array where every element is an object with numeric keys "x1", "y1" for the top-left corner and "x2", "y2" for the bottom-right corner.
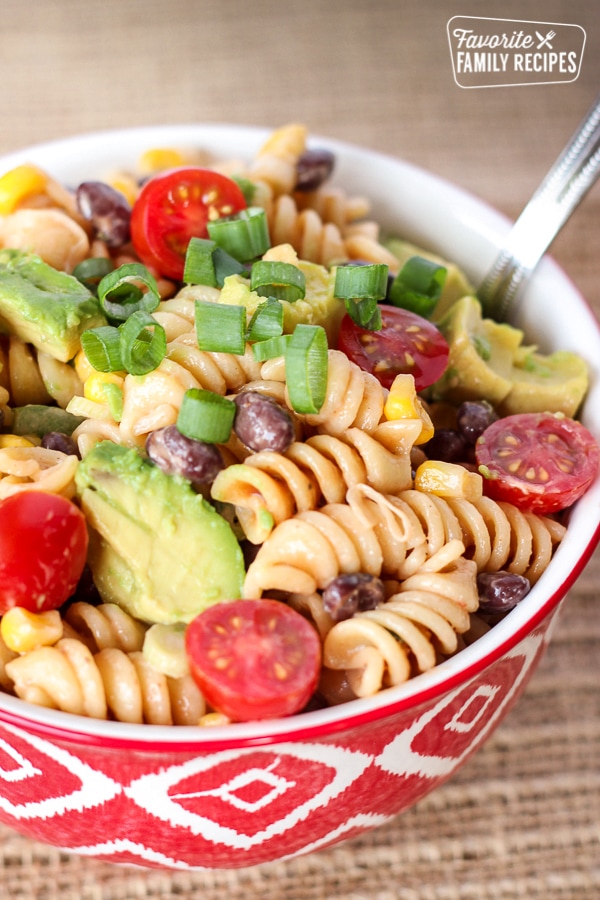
[{"x1": 535, "y1": 29, "x2": 556, "y2": 49}]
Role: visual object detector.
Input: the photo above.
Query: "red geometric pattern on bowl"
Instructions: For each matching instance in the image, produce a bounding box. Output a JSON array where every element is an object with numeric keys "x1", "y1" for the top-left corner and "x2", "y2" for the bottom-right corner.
[{"x1": 0, "y1": 622, "x2": 550, "y2": 870}]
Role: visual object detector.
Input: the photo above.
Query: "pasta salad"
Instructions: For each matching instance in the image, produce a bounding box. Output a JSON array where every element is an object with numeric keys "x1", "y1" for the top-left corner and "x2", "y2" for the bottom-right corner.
[{"x1": 0, "y1": 124, "x2": 597, "y2": 726}]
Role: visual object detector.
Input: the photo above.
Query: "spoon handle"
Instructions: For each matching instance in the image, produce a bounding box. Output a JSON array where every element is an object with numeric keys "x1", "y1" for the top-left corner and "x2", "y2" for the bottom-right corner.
[{"x1": 478, "y1": 92, "x2": 600, "y2": 321}]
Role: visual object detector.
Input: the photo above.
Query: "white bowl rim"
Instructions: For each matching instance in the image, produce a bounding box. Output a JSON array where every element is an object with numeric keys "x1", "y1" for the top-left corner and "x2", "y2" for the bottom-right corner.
[{"x1": 0, "y1": 123, "x2": 598, "y2": 749}]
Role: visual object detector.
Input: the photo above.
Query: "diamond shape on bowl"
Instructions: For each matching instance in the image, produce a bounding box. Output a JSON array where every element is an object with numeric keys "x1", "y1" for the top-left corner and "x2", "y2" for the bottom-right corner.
[
  {"x1": 125, "y1": 742, "x2": 372, "y2": 849},
  {"x1": 375, "y1": 629, "x2": 545, "y2": 781},
  {"x1": 0, "y1": 722, "x2": 121, "y2": 821}
]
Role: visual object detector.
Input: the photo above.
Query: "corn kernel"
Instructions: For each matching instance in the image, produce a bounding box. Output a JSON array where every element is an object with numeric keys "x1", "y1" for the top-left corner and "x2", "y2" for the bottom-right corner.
[
  {"x1": 199, "y1": 711, "x2": 231, "y2": 727},
  {"x1": 107, "y1": 172, "x2": 139, "y2": 207},
  {"x1": 384, "y1": 373, "x2": 434, "y2": 444},
  {"x1": 0, "y1": 435, "x2": 35, "y2": 449},
  {"x1": 83, "y1": 371, "x2": 124, "y2": 404},
  {"x1": 0, "y1": 164, "x2": 48, "y2": 215},
  {"x1": 137, "y1": 148, "x2": 187, "y2": 175},
  {"x1": 1, "y1": 607, "x2": 63, "y2": 653},
  {"x1": 415, "y1": 460, "x2": 483, "y2": 501},
  {"x1": 74, "y1": 349, "x2": 96, "y2": 383}
]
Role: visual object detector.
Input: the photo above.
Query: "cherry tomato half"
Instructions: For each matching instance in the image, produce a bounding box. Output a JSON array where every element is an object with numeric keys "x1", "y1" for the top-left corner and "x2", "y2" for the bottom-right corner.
[
  {"x1": 337, "y1": 304, "x2": 450, "y2": 391},
  {"x1": 186, "y1": 599, "x2": 321, "y2": 722},
  {"x1": 475, "y1": 412, "x2": 599, "y2": 514},
  {"x1": 130, "y1": 167, "x2": 247, "y2": 280},
  {"x1": 0, "y1": 491, "x2": 89, "y2": 615}
]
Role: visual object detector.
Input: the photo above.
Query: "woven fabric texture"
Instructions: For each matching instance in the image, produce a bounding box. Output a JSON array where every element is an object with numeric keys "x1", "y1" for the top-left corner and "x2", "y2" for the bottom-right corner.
[{"x1": 0, "y1": 1, "x2": 598, "y2": 897}]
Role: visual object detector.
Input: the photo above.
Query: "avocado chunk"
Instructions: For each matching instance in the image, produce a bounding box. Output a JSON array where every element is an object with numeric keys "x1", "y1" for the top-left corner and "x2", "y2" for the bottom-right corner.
[
  {"x1": 501, "y1": 348, "x2": 589, "y2": 417},
  {"x1": 430, "y1": 295, "x2": 589, "y2": 416},
  {"x1": 10, "y1": 404, "x2": 85, "y2": 437},
  {"x1": 75, "y1": 441, "x2": 245, "y2": 625},
  {"x1": 0, "y1": 249, "x2": 107, "y2": 362},
  {"x1": 430, "y1": 295, "x2": 522, "y2": 405},
  {"x1": 384, "y1": 238, "x2": 474, "y2": 320}
]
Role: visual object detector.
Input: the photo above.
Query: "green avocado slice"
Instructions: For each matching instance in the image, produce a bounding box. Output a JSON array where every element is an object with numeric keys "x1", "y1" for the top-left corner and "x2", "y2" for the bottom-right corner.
[
  {"x1": 430, "y1": 295, "x2": 589, "y2": 417},
  {"x1": 429, "y1": 295, "x2": 522, "y2": 405},
  {"x1": 0, "y1": 249, "x2": 107, "y2": 361},
  {"x1": 75, "y1": 441, "x2": 245, "y2": 625},
  {"x1": 502, "y1": 348, "x2": 589, "y2": 417}
]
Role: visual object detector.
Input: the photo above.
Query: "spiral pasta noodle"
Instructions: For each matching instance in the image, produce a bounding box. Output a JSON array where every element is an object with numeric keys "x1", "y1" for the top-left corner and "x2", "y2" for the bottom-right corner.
[
  {"x1": 266, "y1": 193, "x2": 349, "y2": 268},
  {"x1": 346, "y1": 485, "x2": 566, "y2": 585},
  {"x1": 4, "y1": 638, "x2": 206, "y2": 725},
  {"x1": 243, "y1": 488, "x2": 426, "y2": 597},
  {"x1": 64, "y1": 601, "x2": 148, "y2": 654},
  {"x1": 211, "y1": 430, "x2": 417, "y2": 543},
  {"x1": 243, "y1": 471, "x2": 566, "y2": 600},
  {"x1": 0, "y1": 445, "x2": 78, "y2": 498},
  {"x1": 261, "y1": 348, "x2": 394, "y2": 437},
  {"x1": 321, "y1": 554, "x2": 479, "y2": 699},
  {"x1": 442, "y1": 495, "x2": 566, "y2": 584},
  {"x1": 293, "y1": 184, "x2": 372, "y2": 232}
]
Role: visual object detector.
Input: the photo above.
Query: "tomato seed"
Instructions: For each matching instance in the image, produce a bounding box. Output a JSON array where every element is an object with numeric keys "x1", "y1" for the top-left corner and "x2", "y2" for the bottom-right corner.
[
  {"x1": 273, "y1": 661, "x2": 289, "y2": 680},
  {"x1": 214, "y1": 657, "x2": 230, "y2": 670}
]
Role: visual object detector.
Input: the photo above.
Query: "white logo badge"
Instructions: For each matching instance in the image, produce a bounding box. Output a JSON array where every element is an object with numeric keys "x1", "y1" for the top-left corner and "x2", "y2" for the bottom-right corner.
[{"x1": 447, "y1": 16, "x2": 586, "y2": 88}]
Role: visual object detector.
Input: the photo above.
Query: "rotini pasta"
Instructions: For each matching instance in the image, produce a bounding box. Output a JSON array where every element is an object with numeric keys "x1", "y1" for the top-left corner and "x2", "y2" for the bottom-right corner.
[
  {"x1": 65, "y1": 601, "x2": 148, "y2": 653},
  {"x1": 243, "y1": 489, "x2": 426, "y2": 597},
  {"x1": 0, "y1": 445, "x2": 78, "y2": 498},
  {"x1": 4, "y1": 638, "x2": 206, "y2": 725},
  {"x1": 266, "y1": 193, "x2": 349, "y2": 268},
  {"x1": 211, "y1": 429, "x2": 418, "y2": 543},
  {"x1": 321, "y1": 554, "x2": 479, "y2": 699}
]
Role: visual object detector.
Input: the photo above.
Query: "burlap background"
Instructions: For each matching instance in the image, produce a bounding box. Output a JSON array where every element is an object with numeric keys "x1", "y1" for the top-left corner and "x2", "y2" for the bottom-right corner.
[{"x1": 0, "y1": 1, "x2": 598, "y2": 896}]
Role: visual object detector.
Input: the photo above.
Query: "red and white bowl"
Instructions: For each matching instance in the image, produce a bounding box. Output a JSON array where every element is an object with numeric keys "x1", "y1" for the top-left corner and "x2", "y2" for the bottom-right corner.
[{"x1": 0, "y1": 126, "x2": 598, "y2": 870}]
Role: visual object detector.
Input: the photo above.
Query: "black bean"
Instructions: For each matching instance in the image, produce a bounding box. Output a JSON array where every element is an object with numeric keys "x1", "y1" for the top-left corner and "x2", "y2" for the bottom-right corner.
[
  {"x1": 233, "y1": 391, "x2": 295, "y2": 453},
  {"x1": 146, "y1": 425, "x2": 224, "y2": 485},
  {"x1": 41, "y1": 431, "x2": 81, "y2": 458},
  {"x1": 476, "y1": 571, "x2": 531, "y2": 613},
  {"x1": 322, "y1": 572, "x2": 386, "y2": 622},
  {"x1": 457, "y1": 400, "x2": 499, "y2": 445},
  {"x1": 295, "y1": 148, "x2": 335, "y2": 192},
  {"x1": 422, "y1": 429, "x2": 468, "y2": 463},
  {"x1": 76, "y1": 181, "x2": 131, "y2": 248}
]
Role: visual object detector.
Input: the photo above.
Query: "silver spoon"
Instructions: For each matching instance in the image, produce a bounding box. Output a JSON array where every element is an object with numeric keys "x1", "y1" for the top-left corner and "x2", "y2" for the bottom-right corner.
[{"x1": 477, "y1": 92, "x2": 600, "y2": 322}]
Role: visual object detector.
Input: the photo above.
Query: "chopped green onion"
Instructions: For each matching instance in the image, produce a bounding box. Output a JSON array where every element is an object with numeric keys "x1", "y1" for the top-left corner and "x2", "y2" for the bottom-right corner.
[
  {"x1": 213, "y1": 247, "x2": 247, "y2": 286},
  {"x1": 72, "y1": 257, "x2": 114, "y2": 294},
  {"x1": 334, "y1": 263, "x2": 389, "y2": 301},
  {"x1": 183, "y1": 237, "x2": 218, "y2": 286},
  {"x1": 251, "y1": 334, "x2": 291, "y2": 362},
  {"x1": 183, "y1": 236, "x2": 245, "y2": 287},
  {"x1": 285, "y1": 324, "x2": 328, "y2": 414},
  {"x1": 97, "y1": 262, "x2": 160, "y2": 322},
  {"x1": 119, "y1": 310, "x2": 167, "y2": 376},
  {"x1": 250, "y1": 260, "x2": 306, "y2": 303},
  {"x1": 195, "y1": 300, "x2": 246, "y2": 355},
  {"x1": 388, "y1": 256, "x2": 447, "y2": 318},
  {"x1": 80, "y1": 326, "x2": 124, "y2": 372},
  {"x1": 334, "y1": 263, "x2": 388, "y2": 330},
  {"x1": 246, "y1": 299, "x2": 284, "y2": 342},
  {"x1": 207, "y1": 207, "x2": 270, "y2": 262},
  {"x1": 177, "y1": 389, "x2": 236, "y2": 443},
  {"x1": 344, "y1": 297, "x2": 382, "y2": 330}
]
